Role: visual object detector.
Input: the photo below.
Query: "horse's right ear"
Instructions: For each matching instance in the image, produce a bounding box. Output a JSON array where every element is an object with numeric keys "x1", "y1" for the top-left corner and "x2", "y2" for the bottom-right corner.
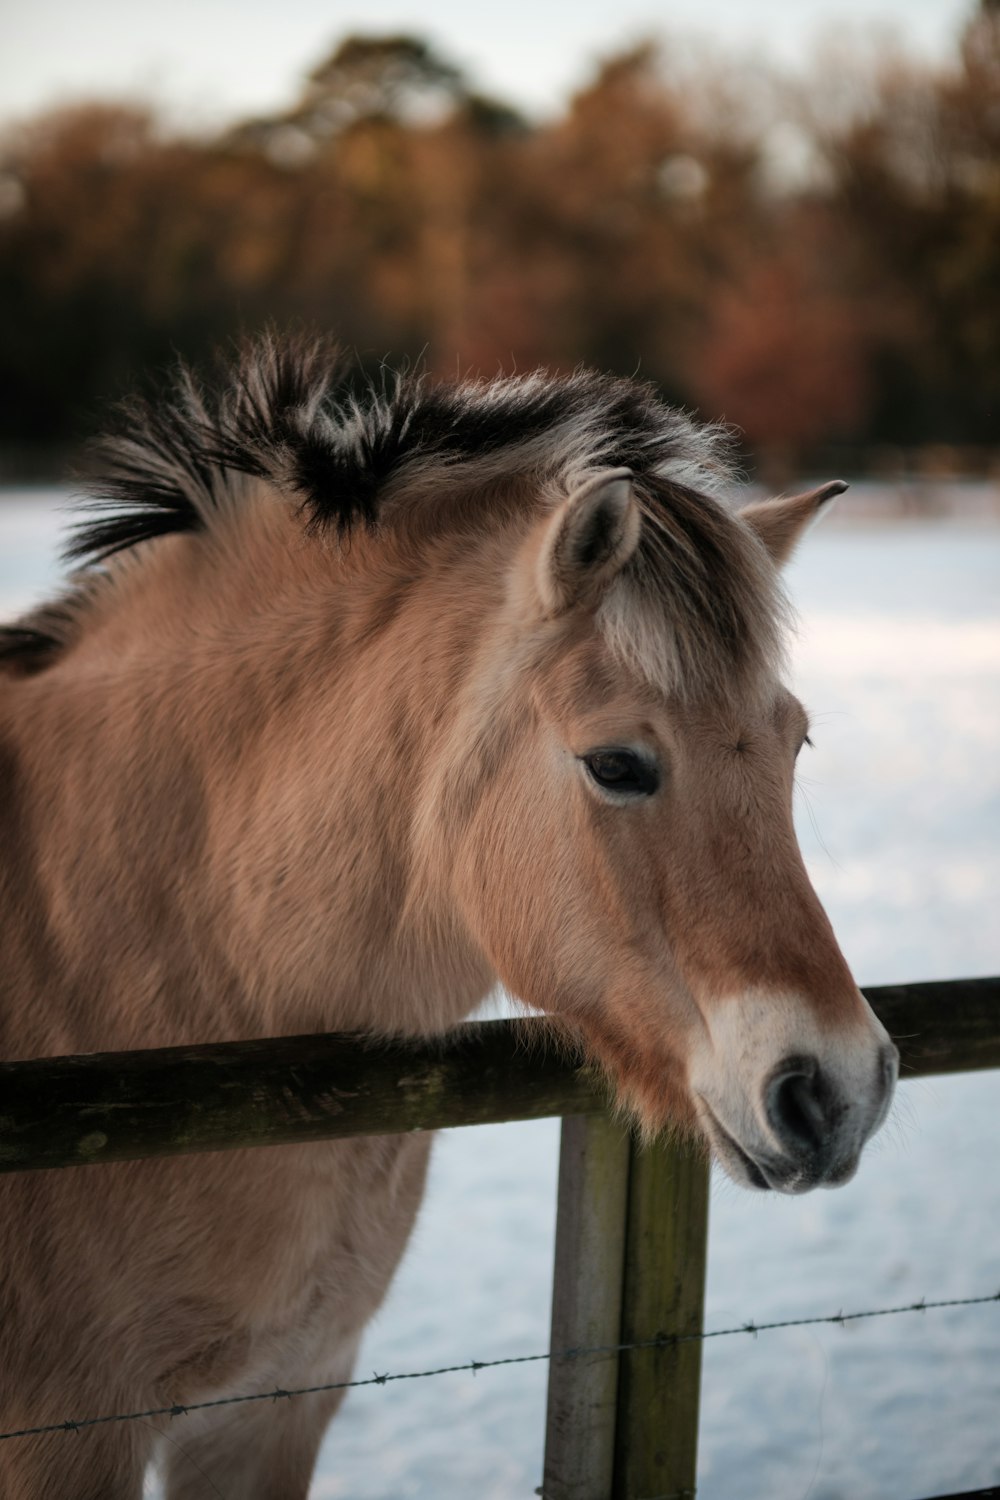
[
  {"x1": 740, "y1": 480, "x2": 847, "y2": 567},
  {"x1": 535, "y1": 469, "x2": 640, "y2": 617}
]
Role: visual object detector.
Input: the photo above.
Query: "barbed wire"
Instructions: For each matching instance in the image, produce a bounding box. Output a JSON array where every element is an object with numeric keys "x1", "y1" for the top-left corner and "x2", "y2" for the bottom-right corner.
[{"x1": 2, "y1": 1288, "x2": 997, "y2": 1444}]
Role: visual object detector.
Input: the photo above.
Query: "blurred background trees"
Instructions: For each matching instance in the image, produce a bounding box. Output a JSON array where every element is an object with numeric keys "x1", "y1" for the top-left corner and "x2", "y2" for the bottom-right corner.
[{"x1": 0, "y1": 7, "x2": 997, "y2": 476}]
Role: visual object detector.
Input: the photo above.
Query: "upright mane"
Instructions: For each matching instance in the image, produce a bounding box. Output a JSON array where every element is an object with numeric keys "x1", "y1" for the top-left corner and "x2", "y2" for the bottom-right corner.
[{"x1": 0, "y1": 333, "x2": 785, "y2": 692}]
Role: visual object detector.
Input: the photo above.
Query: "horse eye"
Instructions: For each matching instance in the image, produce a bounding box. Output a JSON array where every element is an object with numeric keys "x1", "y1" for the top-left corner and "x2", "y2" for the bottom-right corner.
[{"x1": 582, "y1": 749, "x2": 659, "y2": 797}]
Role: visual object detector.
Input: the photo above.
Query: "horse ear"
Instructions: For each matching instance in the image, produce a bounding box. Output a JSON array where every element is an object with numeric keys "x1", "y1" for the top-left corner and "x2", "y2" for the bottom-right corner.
[
  {"x1": 740, "y1": 480, "x2": 847, "y2": 567},
  {"x1": 536, "y1": 469, "x2": 640, "y2": 616}
]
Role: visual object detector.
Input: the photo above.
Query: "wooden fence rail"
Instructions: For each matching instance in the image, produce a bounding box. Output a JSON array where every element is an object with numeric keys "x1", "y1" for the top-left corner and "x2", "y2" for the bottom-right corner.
[
  {"x1": 0, "y1": 977, "x2": 997, "y2": 1175},
  {"x1": 1, "y1": 974, "x2": 997, "y2": 1499}
]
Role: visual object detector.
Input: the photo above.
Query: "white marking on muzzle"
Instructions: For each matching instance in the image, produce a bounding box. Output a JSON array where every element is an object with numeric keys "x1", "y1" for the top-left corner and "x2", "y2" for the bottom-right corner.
[{"x1": 689, "y1": 990, "x2": 897, "y2": 1194}]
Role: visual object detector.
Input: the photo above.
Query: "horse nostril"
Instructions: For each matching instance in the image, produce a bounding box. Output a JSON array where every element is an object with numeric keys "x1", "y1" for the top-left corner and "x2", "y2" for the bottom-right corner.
[{"x1": 765, "y1": 1057, "x2": 829, "y2": 1155}]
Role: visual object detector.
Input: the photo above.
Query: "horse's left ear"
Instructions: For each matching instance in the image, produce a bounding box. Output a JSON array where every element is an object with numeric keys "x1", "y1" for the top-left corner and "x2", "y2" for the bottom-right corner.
[
  {"x1": 740, "y1": 480, "x2": 847, "y2": 567},
  {"x1": 536, "y1": 468, "x2": 640, "y2": 616}
]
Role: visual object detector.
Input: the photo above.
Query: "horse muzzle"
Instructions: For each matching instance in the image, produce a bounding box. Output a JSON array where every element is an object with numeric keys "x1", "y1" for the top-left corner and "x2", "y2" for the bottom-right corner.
[{"x1": 693, "y1": 1004, "x2": 899, "y2": 1194}]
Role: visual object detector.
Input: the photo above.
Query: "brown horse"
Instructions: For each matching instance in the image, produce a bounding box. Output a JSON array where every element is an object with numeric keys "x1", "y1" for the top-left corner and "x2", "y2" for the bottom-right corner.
[{"x1": 0, "y1": 336, "x2": 896, "y2": 1498}]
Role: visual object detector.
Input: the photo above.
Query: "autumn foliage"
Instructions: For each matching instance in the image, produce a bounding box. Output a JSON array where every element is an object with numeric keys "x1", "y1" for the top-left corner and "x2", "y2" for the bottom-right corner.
[{"x1": 0, "y1": 13, "x2": 997, "y2": 473}]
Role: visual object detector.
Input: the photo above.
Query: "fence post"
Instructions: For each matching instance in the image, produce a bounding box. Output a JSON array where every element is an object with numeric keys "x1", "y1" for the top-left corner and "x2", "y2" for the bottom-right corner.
[
  {"x1": 613, "y1": 1134, "x2": 710, "y2": 1500},
  {"x1": 542, "y1": 1111, "x2": 631, "y2": 1500}
]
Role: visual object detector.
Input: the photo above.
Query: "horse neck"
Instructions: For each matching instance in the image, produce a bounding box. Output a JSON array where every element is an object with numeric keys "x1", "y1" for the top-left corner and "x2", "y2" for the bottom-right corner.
[{"x1": 0, "y1": 516, "x2": 504, "y2": 1056}]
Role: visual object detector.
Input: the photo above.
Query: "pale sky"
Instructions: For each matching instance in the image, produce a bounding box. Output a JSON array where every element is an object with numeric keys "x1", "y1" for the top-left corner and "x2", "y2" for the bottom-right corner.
[{"x1": 0, "y1": 0, "x2": 975, "y2": 131}]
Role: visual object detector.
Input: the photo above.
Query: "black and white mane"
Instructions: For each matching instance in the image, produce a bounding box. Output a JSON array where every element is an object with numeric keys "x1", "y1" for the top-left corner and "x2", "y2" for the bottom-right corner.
[{"x1": 2, "y1": 334, "x2": 783, "y2": 686}]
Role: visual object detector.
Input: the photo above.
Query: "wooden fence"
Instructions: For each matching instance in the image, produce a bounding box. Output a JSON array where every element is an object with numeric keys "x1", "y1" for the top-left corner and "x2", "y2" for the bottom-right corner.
[{"x1": 1, "y1": 974, "x2": 998, "y2": 1498}]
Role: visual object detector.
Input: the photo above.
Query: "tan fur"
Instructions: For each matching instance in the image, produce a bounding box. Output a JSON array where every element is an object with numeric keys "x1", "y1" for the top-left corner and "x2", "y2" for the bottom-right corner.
[
  {"x1": 740, "y1": 480, "x2": 848, "y2": 566},
  {"x1": 534, "y1": 469, "x2": 639, "y2": 616},
  {"x1": 0, "y1": 467, "x2": 893, "y2": 1496}
]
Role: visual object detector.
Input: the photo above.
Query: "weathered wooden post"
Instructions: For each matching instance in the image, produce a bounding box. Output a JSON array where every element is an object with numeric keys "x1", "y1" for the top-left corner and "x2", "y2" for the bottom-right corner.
[
  {"x1": 542, "y1": 1112, "x2": 631, "y2": 1499},
  {"x1": 613, "y1": 1135, "x2": 710, "y2": 1500},
  {"x1": 542, "y1": 1119, "x2": 710, "y2": 1500}
]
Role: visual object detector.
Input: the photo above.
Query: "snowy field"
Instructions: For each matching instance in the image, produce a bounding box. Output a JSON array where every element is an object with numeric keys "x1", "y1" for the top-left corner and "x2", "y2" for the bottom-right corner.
[{"x1": 2, "y1": 491, "x2": 999, "y2": 1499}]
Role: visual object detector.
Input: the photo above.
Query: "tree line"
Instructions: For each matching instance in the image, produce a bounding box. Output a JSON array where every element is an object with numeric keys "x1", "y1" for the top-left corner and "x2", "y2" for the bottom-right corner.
[{"x1": 0, "y1": 9, "x2": 997, "y2": 477}]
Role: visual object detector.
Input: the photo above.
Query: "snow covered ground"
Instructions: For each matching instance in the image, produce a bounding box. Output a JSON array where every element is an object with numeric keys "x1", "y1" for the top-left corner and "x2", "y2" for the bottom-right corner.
[{"x1": 3, "y1": 493, "x2": 998, "y2": 1499}]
